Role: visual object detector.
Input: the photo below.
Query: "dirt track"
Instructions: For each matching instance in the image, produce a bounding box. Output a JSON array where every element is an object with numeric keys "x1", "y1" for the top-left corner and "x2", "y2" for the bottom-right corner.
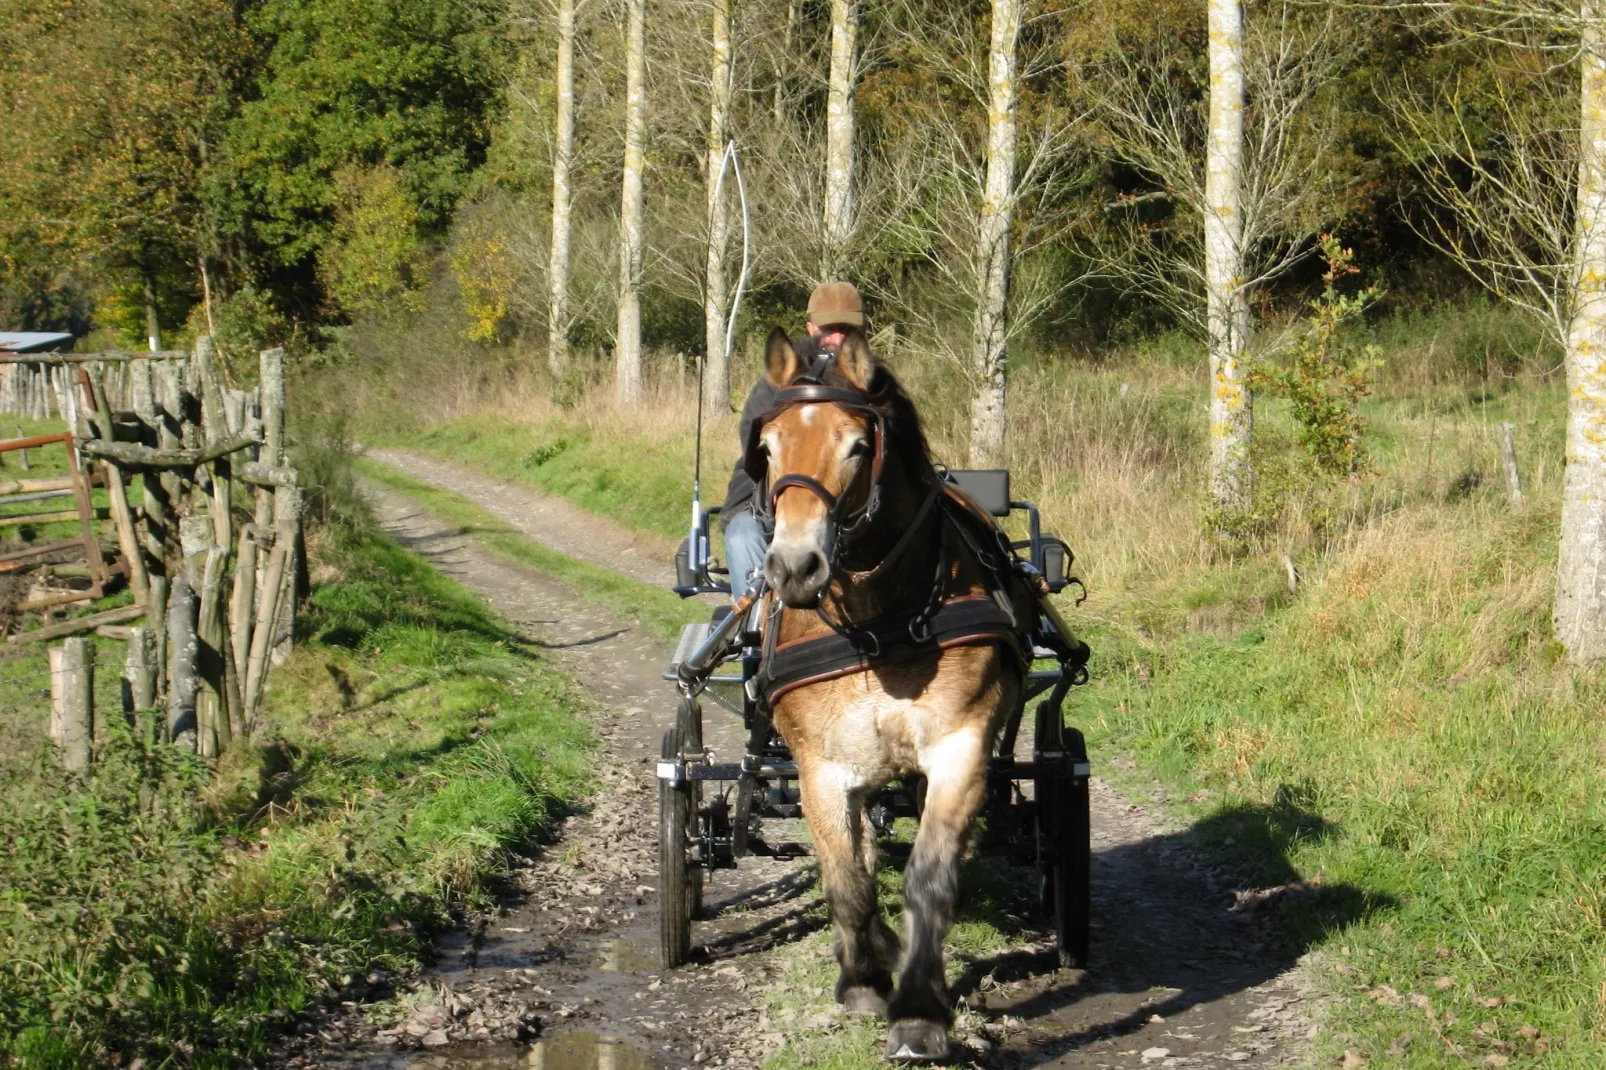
[{"x1": 287, "y1": 449, "x2": 1325, "y2": 1070}]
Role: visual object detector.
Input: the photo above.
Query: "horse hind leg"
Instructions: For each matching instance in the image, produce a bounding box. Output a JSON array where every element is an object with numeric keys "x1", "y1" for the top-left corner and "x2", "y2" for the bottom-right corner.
[
  {"x1": 886, "y1": 735, "x2": 990, "y2": 1062},
  {"x1": 801, "y1": 766, "x2": 900, "y2": 1016}
]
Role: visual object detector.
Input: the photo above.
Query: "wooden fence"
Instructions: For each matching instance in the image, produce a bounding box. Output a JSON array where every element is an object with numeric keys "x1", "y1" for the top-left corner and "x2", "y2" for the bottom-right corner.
[{"x1": 1, "y1": 341, "x2": 301, "y2": 764}]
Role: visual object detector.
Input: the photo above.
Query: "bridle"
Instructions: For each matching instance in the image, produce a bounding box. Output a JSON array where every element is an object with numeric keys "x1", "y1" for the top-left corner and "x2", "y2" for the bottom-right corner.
[
  {"x1": 749, "y1": 354, "x2": 888, "y2": 569},
  {"x1": 750, "y1": 352, "x2": 946, "y2": 594}
]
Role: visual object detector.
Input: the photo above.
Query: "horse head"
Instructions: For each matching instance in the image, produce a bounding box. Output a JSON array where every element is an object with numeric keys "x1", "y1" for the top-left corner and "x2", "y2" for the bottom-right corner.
[{"x1": 754, "y1": 326, "x2": 887, "y2": 607}]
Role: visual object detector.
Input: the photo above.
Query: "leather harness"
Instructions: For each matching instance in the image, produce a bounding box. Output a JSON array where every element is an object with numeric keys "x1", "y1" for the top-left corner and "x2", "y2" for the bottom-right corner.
[{"x1": 748, "y1": 354, "x2": 1035, "y2": 707}]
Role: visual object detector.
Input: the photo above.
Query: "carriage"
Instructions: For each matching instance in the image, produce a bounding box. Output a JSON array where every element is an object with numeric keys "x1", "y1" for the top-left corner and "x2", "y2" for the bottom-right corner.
[{"x1": 656, "y1": 466, "x2": 1093, "y2": 973}]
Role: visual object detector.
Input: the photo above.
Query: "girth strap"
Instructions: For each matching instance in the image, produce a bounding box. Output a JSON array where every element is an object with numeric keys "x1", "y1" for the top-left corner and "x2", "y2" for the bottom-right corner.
[{"x1": 758, "y1": 594, "x2": 1024, "y2": 706}]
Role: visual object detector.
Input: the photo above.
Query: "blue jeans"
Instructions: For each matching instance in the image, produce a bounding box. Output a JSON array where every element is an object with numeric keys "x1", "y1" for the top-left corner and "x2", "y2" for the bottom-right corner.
[{"x1": 723, "y1": 507, "x2": 769, "y2": 601}]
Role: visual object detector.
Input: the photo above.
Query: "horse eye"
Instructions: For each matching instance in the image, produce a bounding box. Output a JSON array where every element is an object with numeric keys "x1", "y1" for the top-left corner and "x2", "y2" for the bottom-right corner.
[{"x1": 847, "y1": 438, "x2": 870, "y2": 458}]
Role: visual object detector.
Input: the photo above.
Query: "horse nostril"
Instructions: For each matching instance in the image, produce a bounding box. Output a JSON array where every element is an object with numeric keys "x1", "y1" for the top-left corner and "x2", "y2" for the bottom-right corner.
[{"x1": 764, "y1": 545, "x2": 831, "y2": 603}]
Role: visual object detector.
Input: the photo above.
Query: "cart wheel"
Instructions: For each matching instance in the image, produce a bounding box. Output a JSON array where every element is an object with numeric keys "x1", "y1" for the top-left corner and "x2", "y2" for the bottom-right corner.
[
  {"x1": 659, "y1": 722, "x2": 696, "y2": 969},
  {"x1": 1043, "y1": 728, "x2": 1091, "y2": 969},
  {"x1": 677, "y1": 697, "x2": 705, "y2": 919}
]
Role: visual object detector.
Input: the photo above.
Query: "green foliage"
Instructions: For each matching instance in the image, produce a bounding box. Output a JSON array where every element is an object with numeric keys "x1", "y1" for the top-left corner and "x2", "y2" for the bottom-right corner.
[
  {"x1": 1251, "y1": 237, "x2": 1383, "y2": 479},
  {"x1": 319, "y1": 167, "x2": 431, "y2": 318},
  {"x1": 218, "y1": 0, "x2": 507, "y2": 273}
]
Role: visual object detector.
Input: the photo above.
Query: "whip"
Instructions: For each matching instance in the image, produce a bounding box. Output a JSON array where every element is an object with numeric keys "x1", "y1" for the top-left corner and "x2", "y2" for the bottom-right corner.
[{"x1": 688, "y1": 141, "x2": 752, "y2": 583}]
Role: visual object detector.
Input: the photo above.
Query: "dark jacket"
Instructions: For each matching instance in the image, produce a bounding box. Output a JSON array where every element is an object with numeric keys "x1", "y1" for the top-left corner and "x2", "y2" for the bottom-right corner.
[{"x1": 720, "y1": 334, "x2": 827, "y2": 525}]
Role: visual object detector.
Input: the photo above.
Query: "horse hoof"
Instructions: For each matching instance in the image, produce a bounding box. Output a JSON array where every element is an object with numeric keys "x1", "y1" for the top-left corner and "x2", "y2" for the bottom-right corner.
[
  {"x1": 884, "y1": 1020, "x2": 949, "y2": 1063},
  {"x1": 840, "y1": 985, "x2": 889, "y2": 1017}
]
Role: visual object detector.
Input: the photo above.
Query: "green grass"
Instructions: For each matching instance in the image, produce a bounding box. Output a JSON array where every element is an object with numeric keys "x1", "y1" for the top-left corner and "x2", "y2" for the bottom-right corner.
[
  {"x1": 354, "y1": 456, "x2": 706, "y2": 642},
  {"x1": 0, "y1": 484, "x2": 595, "y2": 1066},
  {"x1": 363, "y1": 414, "x2": 706, "y2": 544}
]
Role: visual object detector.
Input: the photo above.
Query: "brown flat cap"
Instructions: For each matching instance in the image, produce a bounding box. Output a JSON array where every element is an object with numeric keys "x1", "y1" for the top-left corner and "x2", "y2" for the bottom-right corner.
[{"x1": 807, "y1": 281, "x2": 865, "y2": 328}]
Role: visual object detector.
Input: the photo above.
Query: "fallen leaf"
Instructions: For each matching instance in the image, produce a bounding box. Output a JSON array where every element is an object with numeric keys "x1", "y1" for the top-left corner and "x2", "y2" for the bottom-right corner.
[
  {"x1": 1434, "y1": 976, "x2": 1456, "y2": 991},
  {"x1": 1340, "y1": 1050, "x2": 1366, "y2": 1068},
  {"x1": 1140, "y1": 1048, "x2": 1170, "y2": 1063}
]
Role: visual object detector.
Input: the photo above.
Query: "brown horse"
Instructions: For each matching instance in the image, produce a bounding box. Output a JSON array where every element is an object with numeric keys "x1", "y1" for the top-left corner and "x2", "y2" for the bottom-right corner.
[{"x1": 752, "y1": 327, "x2": 1028, "y2": 1061}]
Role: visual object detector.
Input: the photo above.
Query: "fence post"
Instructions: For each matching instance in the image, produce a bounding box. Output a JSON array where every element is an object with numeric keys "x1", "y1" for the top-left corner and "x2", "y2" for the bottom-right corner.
[
  {"x1": 148, "y1": 574, "x2": 169, "y2": 716},
  {"x1": 1499, "y1": 421, "x2": 1525, "y2": 509},
  {"x1": 270, "y1": 485, "x2": 302, "y2": 666},
  {"x1": 167, "y1": 575, "x2": 198, "y2": 750},
  {"x1": 124, "y1": 625, "x2": 158, "y2": 725},
  {"x1": 53, "y1": 638, "x2": 94, "y2": 773}
]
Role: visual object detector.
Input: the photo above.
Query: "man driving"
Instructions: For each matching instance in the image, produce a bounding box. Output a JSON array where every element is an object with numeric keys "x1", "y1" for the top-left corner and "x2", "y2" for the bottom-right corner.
[{"x1": 721, "y1": 281, "x2": 865, "y2": 600}]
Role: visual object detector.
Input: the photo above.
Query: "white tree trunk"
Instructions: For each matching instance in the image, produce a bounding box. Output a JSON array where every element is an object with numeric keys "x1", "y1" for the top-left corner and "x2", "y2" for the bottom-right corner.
[
  {"x1": 548, "y1": 0, "x2": 577, "y2": 376},
  {"x1": 143, "y1": 266, "x2": 161, "y2": 353},
  {"x1": 704, "y1": 0, "x2": 734, "y2": 414},
  {"x1": 616, "y1": 0, "x2": 647, "y2": 406},
  {"x1": 821, "y1": 0, "x2": 858, "y2": 278},
  {"x1": 1204, "y1": 0, "x2": 1252, "y2": 518},
  {"x1": 1557, "y1": 6, "x2": 1606, "y2": 661},
  {"x1": 967, "y1": 0, "x2": 1021, "y2": 469}
]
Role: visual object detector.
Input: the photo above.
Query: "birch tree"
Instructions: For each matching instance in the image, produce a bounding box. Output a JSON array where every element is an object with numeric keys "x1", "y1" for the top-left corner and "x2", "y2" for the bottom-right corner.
[
  {"x1": 821, "y1": 0, "x2": 859, "y2": 279},
  {"x1": 1082, "y1": 0, "x2": 1362, "y2": 524},
  {"x1": 616, "y1": 0, "x2": 647, "y2": 405},
  {"x1": 1557, "y1": 9, "x2": 1606, "y2": 660},
  {"x1": 704, "y1": 0, "x2": 735, "y2": 414},
  {"x1": 1391, "y1": 1, "x2": 1606, "y2": 659},
  {"x1": 1205, "y1": 0, "x2": 1252, "y2": 514},
  {"x1": 549, "y1": 0, "x2": 578, "y2": 375},
  {"x1": 969, "y1": 0, "x2": 1024, "y2": 467}
]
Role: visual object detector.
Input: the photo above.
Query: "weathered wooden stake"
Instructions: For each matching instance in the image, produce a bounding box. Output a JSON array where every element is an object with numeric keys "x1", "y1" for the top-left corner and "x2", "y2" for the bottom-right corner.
[
  {"x1": 245, "y1": 529, "x2": 290, "y2": 724},
  {"x1": 167, "y1": 575, "x2": 198, "y2": 750},
  {"x1": 270, "y1": 485, "x2": 303, "y2": 665},
  {"x1": 124, "y1": 626, "x2": 158, "y2": 717},
  {"x1": 54, "y1": 638, "x2": 94, "y2": 773},
  {"x1": 148, "y1": 574, "x2": 168, "y2": 712},
  {"x1": 1499, "y1": 421, "x2": 1525, "y2": 509},
  {"x1": 231, "y1": 524, "x2": 258, "y2": 687}
]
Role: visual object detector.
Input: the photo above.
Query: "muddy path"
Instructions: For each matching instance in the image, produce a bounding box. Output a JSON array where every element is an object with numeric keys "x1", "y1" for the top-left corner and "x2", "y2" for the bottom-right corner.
[{"x1": 286, "y1": 450, "x2": 1325, "y2": 1070}]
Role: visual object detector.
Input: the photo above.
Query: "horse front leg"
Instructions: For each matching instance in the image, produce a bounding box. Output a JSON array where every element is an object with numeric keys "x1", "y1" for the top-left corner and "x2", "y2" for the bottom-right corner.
[
  {"x1": 886, "y1": 730, "x2": 990, "y2": 1061},
  {"x1": 797, "y1": 759, "x2": 901, "y2": 1015}
]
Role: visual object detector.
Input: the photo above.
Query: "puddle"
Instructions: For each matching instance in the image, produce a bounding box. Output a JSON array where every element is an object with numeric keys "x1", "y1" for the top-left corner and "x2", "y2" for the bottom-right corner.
[
  {"x1": 595, "y1": 935, "x2": 659, "y2": 973},
  {"x1": 384, "y1": 1032, "x2": 657, "y2": 1070}
]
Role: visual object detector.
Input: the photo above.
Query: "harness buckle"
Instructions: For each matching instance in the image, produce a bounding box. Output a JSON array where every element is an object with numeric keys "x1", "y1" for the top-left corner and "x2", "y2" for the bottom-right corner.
[{"x1": 908, "y1": 615, "x2": 933, "y2": 643}]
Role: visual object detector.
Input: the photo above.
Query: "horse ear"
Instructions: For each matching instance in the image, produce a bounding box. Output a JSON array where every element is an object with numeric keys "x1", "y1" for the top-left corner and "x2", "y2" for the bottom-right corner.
[
  {"x1": 836, "y1": 329, "x2": 875, "y2": 391},
  {"x1": 764, "y1": 327, "x2": 801, "y2": 387}
]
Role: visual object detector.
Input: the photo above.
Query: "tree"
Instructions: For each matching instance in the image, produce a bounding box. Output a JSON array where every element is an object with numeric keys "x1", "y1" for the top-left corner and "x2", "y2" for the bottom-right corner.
[
  {"x1": 616, "y1": 0, "x2": 648, "y2": 404},
  {"x1": 0, "y1": 0, "x2": 247, "y2": 347},
  {"x1": 550, "y1": 0, "x2": 579, "y2": 373},
  {"x1": 1205, "y1": 0, "x2": 1252, "y2": 514},
  {"x1": 1081, "y1": 0, "x2": 1362, "y2": 525},
  {"x1": 969, "y1": 0, "x2": 1024, "y2": 467},
  {"x1": 1390, "y1": 0, "x2": 1606, "y2": 659},
  {"x1": 217, "y1": 0, "x2": 505, "y2": 314},
  {"x1": 704, "y1": 0, "x2": 736, "y2": 414},
  {"x1": 822, "y1": 0, "x2": 860, "y2": 279},
  {"x1": 1560, "y1": 5, "x2": 1606, "y2": 660}
]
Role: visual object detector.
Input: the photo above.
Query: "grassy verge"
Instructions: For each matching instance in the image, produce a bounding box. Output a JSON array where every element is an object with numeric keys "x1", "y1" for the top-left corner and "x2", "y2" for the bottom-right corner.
[
  {"x1": 354, "y1": 456, "x2": 706, "y2": 643},
  {"x1": 0, "y1": 477, "x2": 594, "y2": 1066},
  {"x1": 360, "y1": 410, "x2": 715, "y2": 545}
]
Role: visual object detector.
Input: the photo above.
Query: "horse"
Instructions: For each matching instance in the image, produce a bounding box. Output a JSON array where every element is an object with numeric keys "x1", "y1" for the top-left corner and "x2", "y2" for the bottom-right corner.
[{"x1": 750, "y1": 326, "x2": 1031, "y2": 1061}]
